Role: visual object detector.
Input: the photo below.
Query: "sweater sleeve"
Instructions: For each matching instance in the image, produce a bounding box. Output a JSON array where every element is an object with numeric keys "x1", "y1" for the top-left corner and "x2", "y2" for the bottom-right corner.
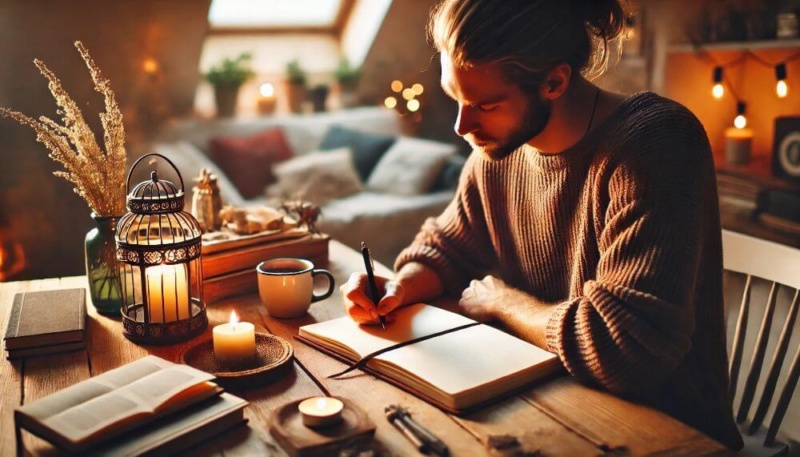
[
  {"x1": 545, "y1": 110, "x2": 713, "y2": 397},
  {"x1": 394, "y1": 153, "x2": 496, "y2": 296}
]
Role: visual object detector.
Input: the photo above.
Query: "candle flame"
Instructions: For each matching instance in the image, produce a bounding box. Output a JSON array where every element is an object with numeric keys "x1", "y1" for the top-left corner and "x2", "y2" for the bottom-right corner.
[
  {"x1": 230, "y1": 310, "x2": 239, "y2": 327},
  {"x1": 316, "y1": 397, "x2": 327, "y2": 409}
]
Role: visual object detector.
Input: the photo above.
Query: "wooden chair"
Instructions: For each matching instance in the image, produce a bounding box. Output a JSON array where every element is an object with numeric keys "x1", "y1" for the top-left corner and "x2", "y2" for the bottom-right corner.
[{"x1": 723, "y1": 229, "x2": 800, "y2": 456}]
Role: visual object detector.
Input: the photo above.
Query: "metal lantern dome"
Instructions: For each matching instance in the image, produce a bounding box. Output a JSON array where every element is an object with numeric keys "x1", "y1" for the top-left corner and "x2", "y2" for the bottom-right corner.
[{"x1": 115, "y1": 153, "x2": 207, "y2": 344}]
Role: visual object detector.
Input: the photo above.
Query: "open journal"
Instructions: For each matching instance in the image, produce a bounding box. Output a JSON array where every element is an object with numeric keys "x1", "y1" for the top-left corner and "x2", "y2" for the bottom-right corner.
[
  {"x1": 297, "y1": 303, "x2": 561, "y2": 413},
  {"x1": 15, "y1": 355, "x2": 225, "y2": 454}
]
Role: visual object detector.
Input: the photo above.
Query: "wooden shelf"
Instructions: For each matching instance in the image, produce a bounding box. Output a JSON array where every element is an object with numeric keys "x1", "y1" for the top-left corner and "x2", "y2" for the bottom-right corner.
[
  {"x1": 713, "y1": 152, "x2": 800, "y2": 248},
  {"x1": 669, "y1": 39, "x2": 800, "y2": 53}
]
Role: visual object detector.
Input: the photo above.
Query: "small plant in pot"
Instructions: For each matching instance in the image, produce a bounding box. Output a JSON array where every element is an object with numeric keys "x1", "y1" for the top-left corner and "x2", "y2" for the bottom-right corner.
[
  {"x1": 204, "y1": 52, "x2": 254, "y2": 117},
  {"x1": 334, "y1": 57, "x2": 360, "y2": 108},
  {"x1": 284, "y1": 59, "x2": 308, "y2": 114}
]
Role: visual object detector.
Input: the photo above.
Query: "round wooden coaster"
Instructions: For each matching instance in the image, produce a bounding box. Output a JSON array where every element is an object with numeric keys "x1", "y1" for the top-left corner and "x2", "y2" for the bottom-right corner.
[
  {"x1": 180, "y1": 333, "x2": 293, "y2": 390},
  {"x1": 269, "y1": 398, "x2": 376, "y2": 457}
]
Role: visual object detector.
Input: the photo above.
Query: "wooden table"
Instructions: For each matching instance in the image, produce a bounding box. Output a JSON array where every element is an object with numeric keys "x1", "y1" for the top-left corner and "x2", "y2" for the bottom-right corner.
[{"x1": 0, "y1": 240, "x2": 730, "y2": 456}]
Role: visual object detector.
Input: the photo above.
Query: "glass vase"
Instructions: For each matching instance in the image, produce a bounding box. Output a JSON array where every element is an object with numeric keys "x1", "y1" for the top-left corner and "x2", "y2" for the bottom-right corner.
[{"x1": 85, "y1": 213, "x2": 122, "y2": 316}]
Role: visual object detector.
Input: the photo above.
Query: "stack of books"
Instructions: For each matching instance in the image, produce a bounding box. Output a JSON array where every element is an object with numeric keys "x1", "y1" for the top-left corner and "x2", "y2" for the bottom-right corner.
[
  {"x1": 3, "y1": 288, "x2": 87, "y2": 359},
  {"x1": 716, "y1": 172, "x2": 763, "y2": 213},
  {"x1": 201, "y1": 228, "x2": 330, "y2": 303},
  {"x1": 14, "y1": 355, "x2": 248, "y2": 455}
]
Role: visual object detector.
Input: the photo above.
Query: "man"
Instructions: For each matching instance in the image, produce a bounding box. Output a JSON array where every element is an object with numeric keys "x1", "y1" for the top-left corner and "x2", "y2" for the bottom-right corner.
[{"x1": 341, "y1": 0, "x2": 743, "y2": 449}]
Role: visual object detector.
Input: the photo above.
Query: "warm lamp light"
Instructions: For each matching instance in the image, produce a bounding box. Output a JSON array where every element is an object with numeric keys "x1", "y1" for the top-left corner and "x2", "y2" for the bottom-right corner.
[
  {"x1": 391, "y1": 80, "x2": 403, "y2": 93},
  {"x1": 142, "y1": 58, "x2": 159, "y2": 75},
  {"x1": 257, "y1": 83, "x2": 277, "y2": 115},
  {"x1": 777, "y1": 80, "x2": 789, "y2": 98},
  {"x1": 734, "y1": 102, "x2": 747, "y2": 129},
  {"x1": 260, "y1": 83, "x2": 275, "y2": 97},
  {"x1": 776, "y1": 63, "x2": 789, "y2": 98},
  {"x1": 407, "y1": 99, "x2": 420, "y2": 112},
  {"x1": 384, "y1": 96, "x2": 398, "y2": 109},
  {"x1": 412, "y1": 83, "x2": 424, "y2": 95},
  {"x1": 402, "y1": 88, "x2": 415, "y2": 101},
  {"x1": 712, "y1": 66, "x2": 724, "y2": 99}
]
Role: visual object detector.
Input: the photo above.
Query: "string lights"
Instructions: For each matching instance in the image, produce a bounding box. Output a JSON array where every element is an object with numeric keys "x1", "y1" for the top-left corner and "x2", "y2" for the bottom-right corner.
[
  {"x1": 712, "y1": 66, "x2": 724, "y2": 99},
  {"x1": 703, "y1": 49, "x2": 800, "y2": 113}
]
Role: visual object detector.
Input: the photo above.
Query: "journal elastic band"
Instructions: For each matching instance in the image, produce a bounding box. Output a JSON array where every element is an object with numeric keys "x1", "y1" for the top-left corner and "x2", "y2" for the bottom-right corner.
[{"x1": 326, "y1": 322, "x2": 481, "y2": 379}]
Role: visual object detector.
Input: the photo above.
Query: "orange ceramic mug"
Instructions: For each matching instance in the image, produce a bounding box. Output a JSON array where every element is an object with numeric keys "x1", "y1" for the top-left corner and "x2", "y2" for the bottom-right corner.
[{"x1": 256, "y1": 258, "x2": 335, "y2": 318}]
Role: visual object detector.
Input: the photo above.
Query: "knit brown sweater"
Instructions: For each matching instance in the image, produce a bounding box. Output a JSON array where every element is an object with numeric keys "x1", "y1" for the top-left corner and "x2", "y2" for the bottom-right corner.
[{"x1": 395, "y1": 92, "x2": 743, "y2": 450}]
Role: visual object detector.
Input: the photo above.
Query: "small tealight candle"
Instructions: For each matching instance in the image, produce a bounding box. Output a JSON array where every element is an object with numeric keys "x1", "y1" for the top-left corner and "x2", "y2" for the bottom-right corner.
[
  {"x1": 213, "y1": 311, "x2": 256, "y2": 364},
  {"x1": 298, "y1": 396, "x2": 344, "y2": 428}
]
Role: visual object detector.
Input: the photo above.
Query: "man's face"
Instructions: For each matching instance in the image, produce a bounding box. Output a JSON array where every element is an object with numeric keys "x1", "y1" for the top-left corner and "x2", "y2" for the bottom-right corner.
[{"x1": 440, "y1": 52, "x2": 551, "y2": 161}]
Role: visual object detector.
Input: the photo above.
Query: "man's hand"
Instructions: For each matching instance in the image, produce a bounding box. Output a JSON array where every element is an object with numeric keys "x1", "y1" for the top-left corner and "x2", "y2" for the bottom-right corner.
[
  {"x1": 458, "y1": 275, "x2": 527, "y2": 322},
  {"x1": 340, "y1": 273, "x2": 405, "y2": 325},
  {"x1": 459, "y1": 275, "x2": 553, "y2": 349}
]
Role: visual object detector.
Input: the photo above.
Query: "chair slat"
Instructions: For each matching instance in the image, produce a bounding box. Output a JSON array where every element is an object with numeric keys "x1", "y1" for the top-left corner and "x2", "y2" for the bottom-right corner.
[
  {"x1": 729, "y1": 275, "x2": 752, "y2": 402},
  {"x1": 765, "y1": 341, "x2": 800, "y2": 446},
  {"x1": 748, "y1": 289, "x2": 800, "y2": 434},
  {"x1": 736, "y1": 282, "x2": 780, "y2": 424}
]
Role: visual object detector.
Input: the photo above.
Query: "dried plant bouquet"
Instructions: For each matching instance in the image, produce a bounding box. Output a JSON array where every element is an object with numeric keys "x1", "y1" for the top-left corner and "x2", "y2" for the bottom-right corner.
[{"x1": 0, "y1": 41, "x2": 127, "y2": 217}]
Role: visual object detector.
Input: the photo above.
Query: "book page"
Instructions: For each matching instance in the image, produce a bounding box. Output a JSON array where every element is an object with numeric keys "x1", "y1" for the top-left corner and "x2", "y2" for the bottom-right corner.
[
  {"x1": 19, "y1": 356, "x2": 216, "y2": 445},
  {"x1": 374, "y1": 324, "x2": 559, "y2": 409},
  {"x1": 298, "y1": 303, "x2": 476, "y2": 359},
  {"x1": 20, "y1": 355, "x2": 175, "y2": 421}
]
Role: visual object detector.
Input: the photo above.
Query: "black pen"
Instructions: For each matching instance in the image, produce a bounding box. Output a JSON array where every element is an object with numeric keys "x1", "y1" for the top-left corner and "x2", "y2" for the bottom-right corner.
[{"x1": 360, "y1": 242, "x2": 386, "y2": 330}]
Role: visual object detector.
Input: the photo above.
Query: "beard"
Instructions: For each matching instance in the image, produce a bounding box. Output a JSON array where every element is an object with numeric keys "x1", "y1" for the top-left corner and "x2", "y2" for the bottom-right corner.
[{"x1": 475, "y1": 94, "x2": 552, "y2": 161}]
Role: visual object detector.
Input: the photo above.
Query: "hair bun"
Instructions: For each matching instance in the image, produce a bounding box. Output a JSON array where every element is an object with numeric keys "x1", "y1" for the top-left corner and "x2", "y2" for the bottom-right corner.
[{"x1": 572, "y1": 0, "x2": 626, "y2": 40}]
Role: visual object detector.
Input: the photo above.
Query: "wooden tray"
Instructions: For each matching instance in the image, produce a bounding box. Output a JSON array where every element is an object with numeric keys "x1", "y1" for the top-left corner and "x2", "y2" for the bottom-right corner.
[
  {"x1": 180, "y1": 333, "x2": 293, "y2": 391},
  {"x1": 269, "y1": 398, "x2": 375, "y2": 457}
]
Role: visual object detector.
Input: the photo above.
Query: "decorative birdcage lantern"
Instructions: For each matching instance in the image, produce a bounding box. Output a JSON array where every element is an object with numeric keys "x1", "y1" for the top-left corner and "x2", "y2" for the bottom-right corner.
[{"x1": 115, "y1": 154, "x2": 207, "y2": 344}]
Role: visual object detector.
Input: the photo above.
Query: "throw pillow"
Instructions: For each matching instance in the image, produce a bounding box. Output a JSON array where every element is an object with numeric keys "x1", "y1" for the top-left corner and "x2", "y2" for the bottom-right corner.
[
  {"x1": 268, "y1": 147, "x2": 363, "y2": 206},
  {"x1": 318, "y1": 126, "x2": 396, "y2": 180},
  {"x1": 208, "y1": 126, "x2": 294, "y2": 200},
  {"x1": 366, "y1": 137, "x2": 457, "y2": 196},
  {"x1": 430, "y1": 154, "x2": 468, "y2": 192}
]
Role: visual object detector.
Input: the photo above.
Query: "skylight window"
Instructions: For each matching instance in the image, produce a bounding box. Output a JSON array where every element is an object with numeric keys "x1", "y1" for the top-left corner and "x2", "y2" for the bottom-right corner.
[{"x1": 209, "y1": 0, "x2": 342, "y2": 28}]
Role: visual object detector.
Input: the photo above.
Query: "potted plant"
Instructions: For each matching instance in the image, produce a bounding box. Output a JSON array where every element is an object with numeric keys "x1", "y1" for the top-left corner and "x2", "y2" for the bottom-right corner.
[
  {"x1": 333, "y1": 57, "x2": 360, "y2": 108},
  {"x1": 284, "y1": 59, "x2": 307, "y2": 114},
  {"x1": 204, "y1": 52, "x2": 254, "y2": 117}
]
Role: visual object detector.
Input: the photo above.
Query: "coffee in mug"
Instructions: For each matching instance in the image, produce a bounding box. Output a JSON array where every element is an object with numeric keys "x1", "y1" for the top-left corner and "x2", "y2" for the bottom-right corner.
[{"x1": 256, "y1": 258, "x2": 335, "y2": 318}]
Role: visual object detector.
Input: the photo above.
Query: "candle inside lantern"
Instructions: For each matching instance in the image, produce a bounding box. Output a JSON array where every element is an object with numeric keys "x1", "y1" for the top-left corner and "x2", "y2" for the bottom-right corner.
[
  {"x1": 213, "y1": 310, "x2": 256, "y2": 363},
  {"x1": 146, "y1": 264, "x2": 190, "y2": 323},
  {"x1": 725, "y1": 126, "x2": 753, "y2": 165},
  {"x1": 298, "y1": 396, "x2": 344, "y2": 428},
  {"x1": 257, "y1": 83, "x2": 277, "y2": 115}
]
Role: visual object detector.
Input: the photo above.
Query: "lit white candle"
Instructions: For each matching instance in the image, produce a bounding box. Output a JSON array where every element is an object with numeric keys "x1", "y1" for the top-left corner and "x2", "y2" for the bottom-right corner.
[
  {"x1": 298, "y1": 396, "x2": 344, "y2": 428},
  {"x1": 146, "y1": 264, "x2": 190, "y2": 323},
  {"x1": 213, "y1": 311, "x2": 256, "y2": 363},
  {"x1": 725, "y1": 126, "x2": 753, "y2": 165}
]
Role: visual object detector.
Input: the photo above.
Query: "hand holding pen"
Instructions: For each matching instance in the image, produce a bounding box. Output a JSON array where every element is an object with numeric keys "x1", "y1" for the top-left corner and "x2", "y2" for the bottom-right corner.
[
  {"x1": 340, "y1": 244, "x2": 405, "y2": 326},
  {"x1": 361, "y1": 242, "x2": 387, "y2": 330}
]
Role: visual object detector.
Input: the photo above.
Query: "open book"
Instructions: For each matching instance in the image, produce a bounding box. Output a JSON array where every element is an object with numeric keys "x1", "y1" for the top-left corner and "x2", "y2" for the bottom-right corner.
[
  {"x1": 15, "y1": 355, "x2": 223, "y2": 454},
  {"x1": 297, "y1": 303, "x2": 561, "y2": 413}
]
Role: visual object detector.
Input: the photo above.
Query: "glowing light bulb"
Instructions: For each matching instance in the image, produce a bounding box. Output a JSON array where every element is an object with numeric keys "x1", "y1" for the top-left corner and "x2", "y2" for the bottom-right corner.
[
  {"x1": 777, "y1": 80, "x2": 789, "y2": 98},
  {"x1": 411, "y1": 83, "x2": 424, "y2": 95},
  {"x1": 712, "y1": 83, "x2": 724, "y2": 99},
  {"x1": 260, "y1": 83, "x2": 275, "y2": 97},
  {"x1": 402, "y1": 88, "x2": 415, "y2": 100},
  {"x1": 407, "y1": 99, "x2": 420, "y2": 112},
  {"x1": 391, "y1": 80, "x2": 403, "y2": 93},
  {"x1": 384, "y1": 96, "x2": 397, "y2": 109},
  {"x1": 734, "y1": 115, "x2": 747, "y2": 129},
  {"x1": 142, "y1": 58, "x2": 159, "y2": 74}
]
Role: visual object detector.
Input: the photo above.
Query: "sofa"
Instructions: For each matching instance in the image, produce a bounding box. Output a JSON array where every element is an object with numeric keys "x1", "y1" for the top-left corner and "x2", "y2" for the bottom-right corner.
[{"x1": 151, "y1": 107, "x2": 464, "y2": 267}]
